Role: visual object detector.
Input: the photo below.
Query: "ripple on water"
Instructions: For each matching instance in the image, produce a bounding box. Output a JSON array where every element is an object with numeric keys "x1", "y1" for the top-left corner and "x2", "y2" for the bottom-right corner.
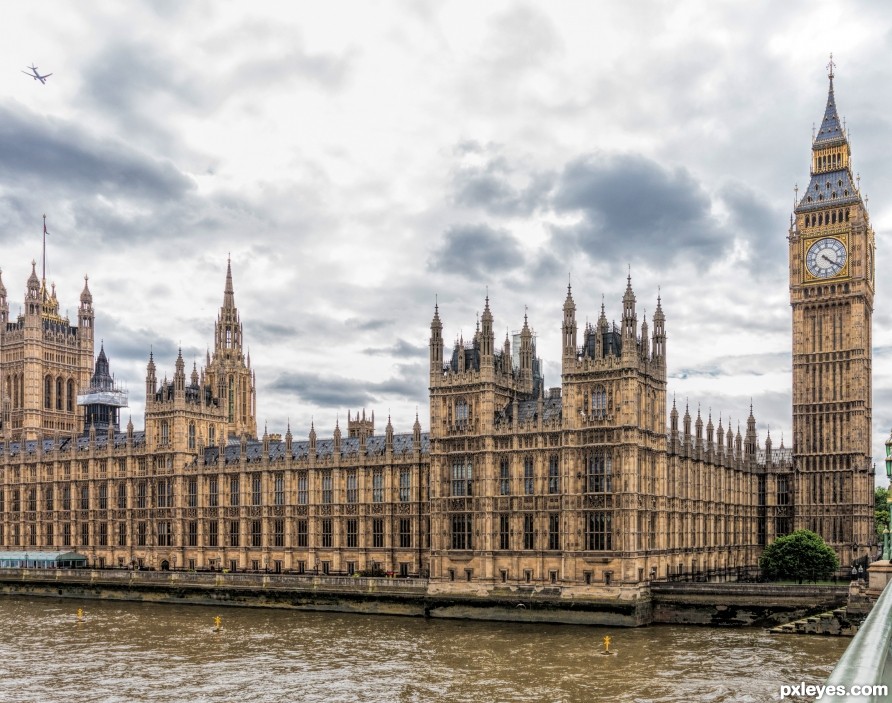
[{"x1": 0, "y1": 598, "x2": 849, "y2": 703}]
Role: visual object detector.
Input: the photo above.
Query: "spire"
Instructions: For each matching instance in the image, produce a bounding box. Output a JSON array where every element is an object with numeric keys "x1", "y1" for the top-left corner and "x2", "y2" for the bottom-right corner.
[
  {"x1": 80, "y1": 274, "x2": 92, "y2": 304},
  {"x1": 224, "y1": 255, "x2": 235, "y2": 309},
  {"x1": 815, "y1": 54, "x2": 844, "y2": 146}
]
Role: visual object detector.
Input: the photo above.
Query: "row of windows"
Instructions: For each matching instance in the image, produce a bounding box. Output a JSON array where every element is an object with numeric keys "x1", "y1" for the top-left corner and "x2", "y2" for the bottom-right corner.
[
  {"x1": 0, "y1": 518, "x2": 415, "y2": 550},
  {"x1": 451, "y1": 511, "x2": 612, "y2": 551},
  {"x1": 1, "y1": 469, "x2": 416, "y2": 511},
  {"x1": 455, "y1": 452, "x2": 612, "y2": 497}
]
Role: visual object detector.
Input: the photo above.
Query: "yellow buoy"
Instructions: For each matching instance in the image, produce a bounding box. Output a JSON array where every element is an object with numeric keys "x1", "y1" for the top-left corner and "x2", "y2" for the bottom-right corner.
[{"x1": 213, "y1": 615, "x2": 222, "y2": 632}]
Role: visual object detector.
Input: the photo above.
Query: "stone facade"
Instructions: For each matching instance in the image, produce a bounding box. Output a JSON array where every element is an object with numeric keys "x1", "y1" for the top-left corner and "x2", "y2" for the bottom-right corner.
[{"x1": 0, "y1": 70, "x2": 876, "y2": 599}]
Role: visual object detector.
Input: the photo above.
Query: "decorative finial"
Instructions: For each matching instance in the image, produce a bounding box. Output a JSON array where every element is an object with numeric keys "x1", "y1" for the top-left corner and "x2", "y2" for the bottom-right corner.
[{"x1": 827, "y1": 52, "x2": 835, "y2": 81}]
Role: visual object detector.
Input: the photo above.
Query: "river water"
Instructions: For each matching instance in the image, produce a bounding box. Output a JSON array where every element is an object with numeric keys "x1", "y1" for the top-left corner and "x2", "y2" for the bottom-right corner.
[{"x1": 0, "y1": 597, "x2": 847, "y2": 703}]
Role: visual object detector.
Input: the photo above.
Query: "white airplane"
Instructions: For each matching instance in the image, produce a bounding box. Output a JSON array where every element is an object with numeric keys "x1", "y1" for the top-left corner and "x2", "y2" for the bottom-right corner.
[{"x1": 22, "y1": 64, "x2": 51, "y2": 84}]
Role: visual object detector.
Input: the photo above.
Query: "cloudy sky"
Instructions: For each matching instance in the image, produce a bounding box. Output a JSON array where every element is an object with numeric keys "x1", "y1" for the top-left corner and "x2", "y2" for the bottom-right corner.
[{"x1": 3, "y1": 1, "x2": 892, "y2": 474}]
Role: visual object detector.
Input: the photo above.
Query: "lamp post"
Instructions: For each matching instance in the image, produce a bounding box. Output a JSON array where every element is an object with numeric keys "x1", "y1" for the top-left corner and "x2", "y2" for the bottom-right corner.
[{"x1": 884, "y1": 430, "x2": 892, "y2": 561}]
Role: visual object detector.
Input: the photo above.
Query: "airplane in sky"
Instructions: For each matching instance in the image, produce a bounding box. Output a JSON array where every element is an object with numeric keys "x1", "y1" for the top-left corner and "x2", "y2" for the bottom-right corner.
[{"x1": 22, "y1": 64, "x2": 51, "y2": 84}]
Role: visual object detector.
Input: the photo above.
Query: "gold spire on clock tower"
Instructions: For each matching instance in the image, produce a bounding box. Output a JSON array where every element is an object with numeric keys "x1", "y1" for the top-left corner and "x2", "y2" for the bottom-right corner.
[{"x1": 789, "y1": 58, "x2": 875, "y2": 563}]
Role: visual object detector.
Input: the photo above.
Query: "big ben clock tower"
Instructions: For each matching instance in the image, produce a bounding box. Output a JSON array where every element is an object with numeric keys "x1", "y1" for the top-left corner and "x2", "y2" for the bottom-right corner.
[{"x1": 789, "y1": 59, "x2": 875, "y2": 565}]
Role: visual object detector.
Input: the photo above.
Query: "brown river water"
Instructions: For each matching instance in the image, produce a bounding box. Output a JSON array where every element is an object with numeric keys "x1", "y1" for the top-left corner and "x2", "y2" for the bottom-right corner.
[{"x1": 0, "y1": 596, "x2": 848, "y2": 703}]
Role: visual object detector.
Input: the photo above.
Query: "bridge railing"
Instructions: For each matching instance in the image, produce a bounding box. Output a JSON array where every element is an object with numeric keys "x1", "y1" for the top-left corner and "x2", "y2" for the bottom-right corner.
[{"x1": 823, "y1": 574, "x2": 892, "y2": 702}]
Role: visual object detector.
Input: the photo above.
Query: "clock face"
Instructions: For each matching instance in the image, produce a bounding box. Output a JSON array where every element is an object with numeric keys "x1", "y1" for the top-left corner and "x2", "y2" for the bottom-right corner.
[{"x1": 806, "y1": 237, "x2": 847, "y2": 278}]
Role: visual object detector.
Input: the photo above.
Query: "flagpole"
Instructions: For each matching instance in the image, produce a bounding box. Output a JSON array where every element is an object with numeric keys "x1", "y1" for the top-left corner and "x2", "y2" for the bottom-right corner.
[{"x1": 42, "y1": 214, "x2": 47, "y2": 283}]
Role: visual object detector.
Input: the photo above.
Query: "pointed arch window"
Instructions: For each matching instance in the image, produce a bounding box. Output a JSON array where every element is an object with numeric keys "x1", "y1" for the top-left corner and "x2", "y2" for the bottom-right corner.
[
  {"x1": 56, "y1": 377, "x2": 63, "y2": 410},
  {"x1": 226, "y1": 329, "x2": 232, "y2": 348},
  {"x1": 67, "y1": 379, "x2": 74, "y2": 412},
  {"x1": 44, "y1": 376, "x2": 52, "y2": 409},
  {"x1": 160, "y1": 420, "x2": 169, "y2": 446},
  {"x1": 188, "y1": 422, "x2": 196, "y2": 450},
  {"x1": 591, "y1": 385, "x2": 607, "y2": 419}
]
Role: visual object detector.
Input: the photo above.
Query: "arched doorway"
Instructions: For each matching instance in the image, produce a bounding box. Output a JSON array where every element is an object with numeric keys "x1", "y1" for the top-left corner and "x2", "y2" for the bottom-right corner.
[{"x1": 160, "y1": 560, "x2": 170, "y2": 571}]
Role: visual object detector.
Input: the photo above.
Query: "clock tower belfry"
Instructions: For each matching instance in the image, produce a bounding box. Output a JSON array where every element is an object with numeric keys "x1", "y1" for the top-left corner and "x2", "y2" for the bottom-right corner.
[{"x1": 789, "y1": 60, "x2": 875, "y2": 564}]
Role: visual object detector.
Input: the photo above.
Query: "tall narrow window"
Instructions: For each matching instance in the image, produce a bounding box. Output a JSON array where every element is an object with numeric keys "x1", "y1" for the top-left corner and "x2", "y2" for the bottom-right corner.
[
  {"x1": 451, "y1": 460, "x2": 472, "y2": 496},
  {"x1": 399, "y1": 469, "x2": 410, "y2": 503},
  {"x1": 322, "y1": 472, "x2": 332, "y2": 504},
  {"x1": 229, "y1": 476, "x2": 240, "y2": 506},
  {"x1": 523, "y1": 457, "x2": 534, "y2": 495},
  {"x1": 274, "y1": 473, "x2": 284, "y2": 506},
  {"x1": 67, "y1": 379, "x2": 74, "y2": 412},
  {"x1": 499, "y1": 514, "x2": 510, "y2": 550},
  {"x1": 585, "y1": 452, "x2": 612, "y2": 493},
  {"x1": 499, "y1": 457, "x2": 510, "y2": 496},
  {"x1": 523, "y1": 514, "x2": 534, "y2": 549},
  {"x1": 251, "y1": 473, "x2": 262, "y2": 505},
  {"x1": 188, "y1": 423, "x2": 196, "y2": 450},
  {"x1": 548, "y1": 455, "x2": 559, "y2": 494},
  {"x1": 346, "y1": 470, "x2": 358, "y2": 504},
  {"x1": 56, "y1": 377, "x2": 63, "y2": 410},
  {"x1": 297, "y1": 473, "x2": 308, "y2": 505},
  {"x1": 372, "y1": 470, "x2": 383, "y2": 503},
  {"x1": 44, "y1": 376, "x2": 52, "y2": 409}
]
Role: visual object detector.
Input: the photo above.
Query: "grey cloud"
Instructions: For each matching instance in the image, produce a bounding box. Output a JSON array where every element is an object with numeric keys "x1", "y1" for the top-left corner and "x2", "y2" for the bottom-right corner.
[
  {"x1": 452, "y1": 154, "x2": 554, "y2": 216},
  {"x1": 550, "y1": 153, "x2": 722, "y2": 267},
  {"x1": 0, "y1": 103, "x2": 194, "y2": 202},
  {"x1": 671, "y1": 351, "x2": 791, "y2": 381},
  {"x1": 270, "y1": 366, "x2": 424, "y2": 409},
  {"x1": 362, "y1": 339, "x2": 427, "y2": 358},
  {"x1": 428, "y1": 223, "x2": 525, "y2": 279}
]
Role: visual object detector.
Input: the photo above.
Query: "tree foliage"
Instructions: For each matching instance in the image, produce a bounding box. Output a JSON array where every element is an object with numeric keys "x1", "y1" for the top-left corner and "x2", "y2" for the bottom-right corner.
[
  {"x1": 876, "y1": 486, "x2": 890, "y2": 538},
  {"x1": 759, "y1": 529, "x2": 840, "y2": 582}
]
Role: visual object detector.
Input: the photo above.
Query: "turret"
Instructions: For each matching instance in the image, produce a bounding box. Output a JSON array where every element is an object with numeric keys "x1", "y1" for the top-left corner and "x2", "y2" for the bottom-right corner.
[
  {"x1": 78, "y1": 274, "x2": 93, "y2": 339},
  {"x1": 174, "y1": 348, "x2": 186, "y2": 393},
  {"x1": 519, "y1": 312, "x2": 533, "y2": 390},
  {"x1": 652, "y1": 294, "x2": 666, "y2": 365},
  {"x1": 0, "y1": 268, "x2": 8, "y2": 326},
  {"x1": 430, "y1": 302, "x2": 443, "y2": 377},
  {"x1": 146, "y1": 351, "x2": 157, "y2": 399},
  {"x1": 480, "y1": 295, "x2": 494, "y2": 364},
  {"x1": 621, "y1": 273, "x2": 637, "y2": 342},
  {"x1": 562, "y1": 283, "x2": 577, "y2": 367}
]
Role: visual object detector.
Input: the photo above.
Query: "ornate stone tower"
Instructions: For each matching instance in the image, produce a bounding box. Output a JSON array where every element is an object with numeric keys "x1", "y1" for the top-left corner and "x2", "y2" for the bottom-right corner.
[
  {"x1": 204, "y1": 259, "x2": 257, "y2": 440},
  {"x1": 0, "y1": 223, "x2": 94, "y2": 440},
  {"x1": 789, "y1": 61, "x2": 875, "y2": 563}
]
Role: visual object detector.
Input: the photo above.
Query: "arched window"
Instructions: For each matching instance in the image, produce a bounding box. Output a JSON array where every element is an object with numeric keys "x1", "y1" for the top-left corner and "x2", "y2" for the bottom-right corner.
[
  {"x1": 591, "y1": 385, "x2": 607, "y2": 419},
  {"x1": 228, "y1": 377, "x2": 234, "y2": 423},
  {"x1": 56, "y1": 377, "x2": 63, "y2": 410},
  {"x1": 67, "y1": 380, "x2": 74, "y2": 412},
  {"x1": 44, "y1": 376, "x2": 52, "y2": 409},
  {"x1": 160, "y1": 420, "x2": 169, "y2": 446},
  {"x1": 456, "y1": 398, "x2": 469, "y2": 426},
  {"x1": 188, "y1": 422, "x2": 196, "y2": 450},
  {"x1": 226, "y1": 329, "x2": 232, "y2": 348},
  {"x1": 209, "y1": 425, "x2": 216, "y2": 445}
]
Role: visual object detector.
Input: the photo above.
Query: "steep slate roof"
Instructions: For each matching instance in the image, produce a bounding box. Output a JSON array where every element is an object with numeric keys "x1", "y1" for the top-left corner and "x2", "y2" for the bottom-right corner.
[
  {"x1": 0, "y1": 431, "x2": 146, "y2": 456},
  {"x1": 202, "y1": 432, "x2": 430, "y2": 466}
]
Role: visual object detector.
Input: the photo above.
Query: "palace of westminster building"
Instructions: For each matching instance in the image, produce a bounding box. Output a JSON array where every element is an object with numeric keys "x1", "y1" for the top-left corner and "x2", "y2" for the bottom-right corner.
[{"x1": 0, "y1": 70, "x2": 877, "y2": 601}]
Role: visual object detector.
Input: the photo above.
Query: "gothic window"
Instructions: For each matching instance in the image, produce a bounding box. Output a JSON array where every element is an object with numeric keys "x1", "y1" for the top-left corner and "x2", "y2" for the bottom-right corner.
[
  {"x1": 372, "y1": 470, "x2": 383, "y2": 503},
  {"x1": 346, "y1": 470, "x2": 358, "y2": 504},
  {"x1": 456, "y1": 398, "x2": 469, "y2": 426},
  {"x1": 321, "y1": 519, "x2": 332, "y2": 548},
  {"x1": 523, "y1": 514, "x2": 534, "y2": 549},
  {"x1": 157, "y1": 521, "x2": 172, "y2": 547},
  {"x1": 451, "y1": 513, "x2": 473, "y2": 550},
  {"x1": 251, "y1": 520, "x2": 262, "y2": 547},
  {"x1": 188, "y1": 422, "x2": 196, "y2": 450},
  {"x1": 160, "y1": 421, "x2": 169, "y2": 446},
  {"x1": 273, "y1": 519, "x2": 285, "y2": 547},
  {"x1": 187, "y1": 478, "x2": 197, "y2": 508},
  {"x1": 44, "y1": 375, "x2": 52, "y2": 409},
  {"x1": 591, "y1": 386, "x2": 607, "y2": 418},
  {"x1": 79, "y1": 485, "x2": 89, "y2": 510},
  {"x1": 251, "y1": 473, "x2": 262, "y2": 505},
  {"x1": 499, "y1": 514, "x2": 510, "y2": 550},
  {"x1": 97, "y1": 484, "x2": 106, "y2": 511},
  {"x1": 228, "y1": 520, "x2": 240, "y2": 547},
  {"x1": 548, "y1": 513, "x2": 560, "y2": 550},
  {"x1": 523, "y1": 456, "x2": 534, "y2": 495},
  {"x1": 297, "y1": 473, "x2": 308, "y2": 505},
  {"x1": 451, "y1": 459, "x2": 472, "y2": 496},
  {"x1": 188, "y1": 521, "x2": 198, "y2": 547},
  {"x1": 207, "y1": 521, "x2": 218, "y2": 547},
  {"x1": 585, "y1": 451, "x2": 612, "y2": 493},
  {"x1": 372, "y1": 518, "x2": 384, "y2": 548},
  {"x1": 346, "y1": 519, "x2": 358, "y2": 548},
  {"x1": 499, "y1": 457, "x2": 510, "y2": 496},
  {"x1": 226, "y1": 329, "x2": 232, "y2": 348},
  {"x1": 548, "y1": 455, "x2": 559, "y2": 494},
  {"x1": 209, "y1": 426, "x2": 216, "y2": 445},
  {"x1": 208, "y1": 477, "x2": 219, "y2": 507},
  {"x1": 228, "y1": 377, "x2": 234, "y2": 423},
  {"x1": 274, "y1": 473, "x2": 285, "y2": 506},
  {"x1": 584, "y1": 511, "x2": 612, "y2": 550},
  {"x1": 399, "y1": 518, "x2": 411, "y2": 548},
  {"x1": 229, "y1": 476, "x2": 240, "y2": 506},
  {"x1": 399, "y1": 468, "x2": 410, "y2": 502},
  {"x1": 322, "y1": 471, "x2": 332, "y2": 504},
  {"x1": 55, "y1": 377, "x2": 63, "y2": 410}
]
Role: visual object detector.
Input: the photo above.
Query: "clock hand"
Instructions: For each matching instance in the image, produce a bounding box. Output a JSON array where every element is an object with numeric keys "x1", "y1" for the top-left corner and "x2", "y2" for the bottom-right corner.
[{"x1": 821, "y1": 254, "x2": 837, "y2": 265}]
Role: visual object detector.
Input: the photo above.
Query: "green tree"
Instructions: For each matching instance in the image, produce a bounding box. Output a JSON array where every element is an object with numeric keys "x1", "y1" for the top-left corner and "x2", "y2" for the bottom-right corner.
[
  {"x1": 876, "y1": 486, "x2": 890, "y2": 538},
  {"x1": 759, "y1": 529, "x2": 840, "y2": 582}
]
